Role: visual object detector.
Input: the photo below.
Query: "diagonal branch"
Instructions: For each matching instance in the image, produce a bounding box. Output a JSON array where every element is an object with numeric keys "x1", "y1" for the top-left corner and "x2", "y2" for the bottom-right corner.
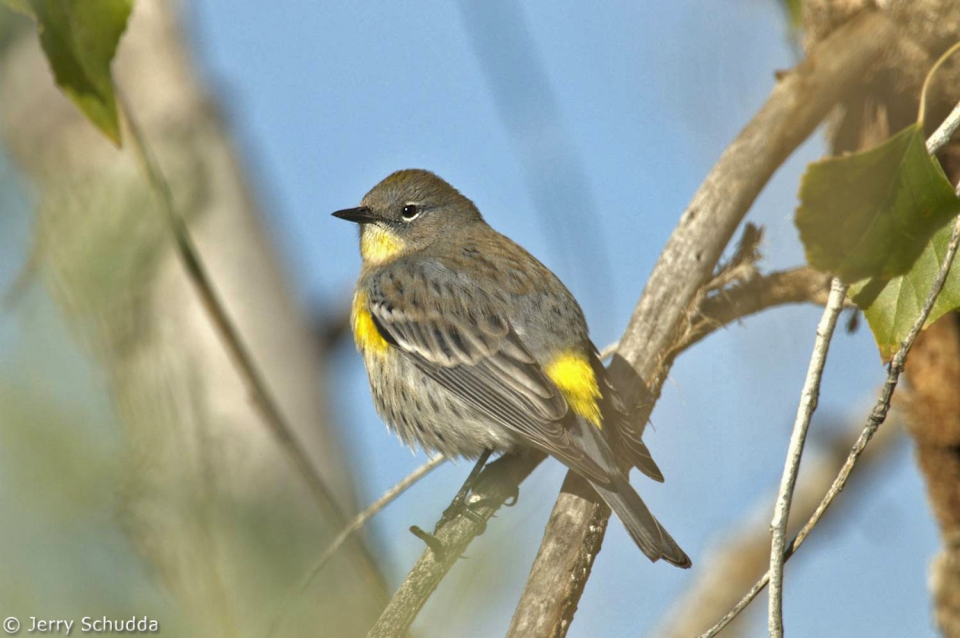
[
  {"x1": 599, "y1": 264, "x2": 846, "y2": 361},
  {"x1": 122, "y1": 99, "x2": 354, "y2": 527},
  {"x1": 651, "y1": 417, "x2": 904, "y2": 638},
  {"x1": 508, "y1": 10, "x2": 896, "y2": 637},
  {"x1": 366, "y1": 452, "x2": 545, "y2": 638},
  {"x1": 268, "y1": 455, "x2": 445, "y2": 638}
]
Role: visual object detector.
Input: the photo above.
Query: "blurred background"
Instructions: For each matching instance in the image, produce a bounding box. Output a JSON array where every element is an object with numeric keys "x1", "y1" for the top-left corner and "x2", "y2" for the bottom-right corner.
[{"x1": 0, "y1": 1, "x2": 945, "y2": 636}]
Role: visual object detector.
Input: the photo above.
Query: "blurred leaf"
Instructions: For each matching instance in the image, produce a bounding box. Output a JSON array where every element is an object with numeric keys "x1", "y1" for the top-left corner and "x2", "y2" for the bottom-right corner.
[
  {"x1": 0, "y1": 0, "x2": 32, "y2": 15},
  {"x1": 796, "y1": 123, "x2": 960, "y2": 284},
  {"x1": 27, "y1": 0, "x2": 133, "y2": 145},
  {"x1": 781, "y1": 0, "x2": 802, "y2": 28},
  {"x1": 850, "y1": 220, "x2": 960, "y2": 361}
]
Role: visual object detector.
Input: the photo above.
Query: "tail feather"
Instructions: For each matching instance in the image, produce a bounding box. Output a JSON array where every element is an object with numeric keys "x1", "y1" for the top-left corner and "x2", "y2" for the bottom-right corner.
[{"x1": 593, "y1": 477, "x2": 691, "y2": 568}]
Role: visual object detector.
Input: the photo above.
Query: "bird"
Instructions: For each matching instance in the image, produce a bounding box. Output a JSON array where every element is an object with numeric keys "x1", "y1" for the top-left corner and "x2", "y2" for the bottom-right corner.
[{"x1": 332, "y1": 169, "x2": 690, "y2": 567}]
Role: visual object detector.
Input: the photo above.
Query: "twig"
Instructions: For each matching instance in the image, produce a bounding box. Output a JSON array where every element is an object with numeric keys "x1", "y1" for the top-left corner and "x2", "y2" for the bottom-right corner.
[
  {"x1": 651, "y1": 417, "x2": 903, "y2": 638},
  {"x1": 926, "y1": 98, "x2": 960, "y2": 155},
  {"x1": 267, "y1": 455, "x2": 445, "y2": 638},
  {"x1": 366, "y1": 452, "x2": 545, "y2": 638},
  {"x1": 599, "y1": 266, "x2": 838, "y2": 361},
  {"x1": 700, "y1": 212, "x2": 960, "y2": 638},
  {"x1": 768, "y1": 278, "x2": 847, "y2": 637},
  {"x1": 118, "y1": 97, "x2": 369, "y2": 554}
]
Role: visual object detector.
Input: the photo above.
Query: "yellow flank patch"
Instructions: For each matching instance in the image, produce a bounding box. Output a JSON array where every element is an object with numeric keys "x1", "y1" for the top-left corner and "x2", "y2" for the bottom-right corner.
[
  {"x1": 361, "y1": 225, "x2": 404, "y2": 264},
  {"x1": 545, "y1": 352, "x2": 602, "y2": 428},
  {"x1": 352, "y1": 290, "x2": 390, "y2": 355}
]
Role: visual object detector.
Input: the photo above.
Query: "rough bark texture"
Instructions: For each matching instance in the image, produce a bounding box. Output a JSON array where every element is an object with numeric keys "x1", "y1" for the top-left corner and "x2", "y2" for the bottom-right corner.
[
  {"x1": 0, "y1": 3, "x2": 386, "y2": 636},
  {"x1": 800, "y1": 2, "x2": 960, "y2": 635}
]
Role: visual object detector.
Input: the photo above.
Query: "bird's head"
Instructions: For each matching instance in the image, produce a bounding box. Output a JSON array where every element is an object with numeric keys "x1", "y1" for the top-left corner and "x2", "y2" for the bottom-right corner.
[{"x1": 333, "y1": 169, "x2": 483, "y2": 264}]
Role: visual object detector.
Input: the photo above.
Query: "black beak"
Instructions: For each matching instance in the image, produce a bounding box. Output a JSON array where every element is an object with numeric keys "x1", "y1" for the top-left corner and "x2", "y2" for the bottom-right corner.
[{"x1": 331, "y1": 206, "x2": 379, "y2": 224}]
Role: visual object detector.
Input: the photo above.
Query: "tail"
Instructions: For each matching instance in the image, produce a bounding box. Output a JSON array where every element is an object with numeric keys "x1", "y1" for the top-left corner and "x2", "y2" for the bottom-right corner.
[{"x1": 593, "y1": 477, "x2": 691, "y2": 568}]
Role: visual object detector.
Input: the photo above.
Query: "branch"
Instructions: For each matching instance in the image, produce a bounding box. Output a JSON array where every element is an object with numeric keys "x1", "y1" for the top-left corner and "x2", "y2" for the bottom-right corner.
[
  {"x1": 508, "y1": 10, "x2": 896, "y2": 637},
  {"x1": 365, "y1": 452, "x2": 546, "y2": 638},
  {"x1": 266, "y1": 455, "x2": 444, "y2": 637},
  {"x1": 120, "y1": 100, "x2": 382, "y2": 570},
  {"x1": 700, "y1": 211, "x2": 960, "y2": 638},
  {"x1": 926, "y1": 95, "x2": 960, "y2": 155},
  {"x1": 597, "y1": 265, "x2": 845, "y2": 361},
  {"x1": 671, "y1": 265, "x2": 846, "y2": 357},
  {"x1": 651, "y1": 417, "x2": 904, "y2": 638},
  {"x1": 768, "y1": 278, "x2": 847, "y2": 637}
]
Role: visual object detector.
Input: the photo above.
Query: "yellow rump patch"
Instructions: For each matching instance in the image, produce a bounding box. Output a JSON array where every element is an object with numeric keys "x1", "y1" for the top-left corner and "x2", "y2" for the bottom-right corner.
[
  {"x1": 352, "y1": 290, "x2": 390, "y2": 355},
  {"x1": 545, "y1": 352, "x2": 602, "y2": 428},
  {"x1": 361, "y1": 225, "x2": 404, "y2": 264}
]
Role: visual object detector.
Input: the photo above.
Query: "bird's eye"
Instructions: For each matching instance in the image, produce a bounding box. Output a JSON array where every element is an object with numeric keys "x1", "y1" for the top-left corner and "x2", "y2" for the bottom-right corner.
[{"x1": 400, "y1": 204, "x2": 421, "y2": 222}]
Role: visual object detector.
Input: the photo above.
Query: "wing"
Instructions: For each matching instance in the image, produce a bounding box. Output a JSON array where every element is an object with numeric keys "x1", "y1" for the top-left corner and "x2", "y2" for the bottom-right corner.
[{"x1": 364, "y1": 260, "x2": 613, "y2": 484}]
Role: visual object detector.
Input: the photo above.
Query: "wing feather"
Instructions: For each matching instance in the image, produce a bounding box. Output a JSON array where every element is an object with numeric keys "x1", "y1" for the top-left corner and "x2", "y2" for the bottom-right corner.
[{"x1": 365, "y1": 262, "x2": 613, "y2": 484}]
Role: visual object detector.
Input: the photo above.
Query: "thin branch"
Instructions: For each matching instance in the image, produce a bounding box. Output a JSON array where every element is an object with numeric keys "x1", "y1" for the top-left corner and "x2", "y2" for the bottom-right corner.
[
  {"x1": 651, "y1": 417, "x2": 904, "y2": 638},
  {"x1": 267, "y1": 456, "x2": 446, "y2": 638},
  {"x1": 768, "y1": 278, "x2": 847, "y2": 637},
  {"x1": 599, "y1": 265, "x2": 841, "y2": 360},
  {"x1": 674, "y1": 265, "x2": 846, "y2": 357},
  {"x1": 701, "y1": 212, "x2": 960, "y2": 638},
  {"x1": 365, "y1": 452, "x2": 544, "y2": 638},
  {"x1": 119, "y1": 98, "x2": 375, "y2": 560},
  {"x1": 926, "y1": 97, "x2": 960, "y2": 155}
]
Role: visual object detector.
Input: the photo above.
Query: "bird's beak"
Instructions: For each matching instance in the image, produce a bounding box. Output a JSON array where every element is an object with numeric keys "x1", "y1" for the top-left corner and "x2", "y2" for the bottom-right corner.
[{"x1": 331, "y1": 206, "x2": 379, "y2": 224}]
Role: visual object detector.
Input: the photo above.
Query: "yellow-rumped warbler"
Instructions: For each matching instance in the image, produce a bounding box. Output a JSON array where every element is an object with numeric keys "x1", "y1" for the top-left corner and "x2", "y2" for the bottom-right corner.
[{"x1": 333, "y1": 169, "x2": 689, "y2": 567}]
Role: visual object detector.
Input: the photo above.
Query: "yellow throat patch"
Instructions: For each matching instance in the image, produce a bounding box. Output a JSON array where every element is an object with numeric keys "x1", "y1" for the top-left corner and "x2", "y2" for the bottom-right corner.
[
  {"x1": 352, "y1": 290, "x2": 390, "y2": 356},
  {"x1": 361, "y1": 225, "x2": 404, "y2": 264},
  {"x1": 545, "y1": 352, "x2": 602, "y2": 428}
]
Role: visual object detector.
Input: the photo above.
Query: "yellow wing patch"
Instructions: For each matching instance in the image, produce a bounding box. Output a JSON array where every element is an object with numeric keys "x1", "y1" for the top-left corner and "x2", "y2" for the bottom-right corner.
[
  {"x1": 545, "y1": 352, "x2": 602, "y2": 428},
  {"x1": 361, "y1": 225, "x2": 404, "y2": 264},
  {"x1": 352, "y1": 290, "x2": 390, "y2": 355}
]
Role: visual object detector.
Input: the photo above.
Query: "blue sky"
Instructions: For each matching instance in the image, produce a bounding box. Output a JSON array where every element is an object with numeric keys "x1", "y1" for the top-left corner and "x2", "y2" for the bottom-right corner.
[
  {"x1": 0, "y1": 1, "x2": 939, "y2": 636},
  {"x1": 182, "y1": 1, "x2": 938, "y2": 636}
]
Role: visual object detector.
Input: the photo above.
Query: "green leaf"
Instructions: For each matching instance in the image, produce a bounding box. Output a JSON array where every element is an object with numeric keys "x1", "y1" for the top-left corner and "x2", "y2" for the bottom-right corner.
[
  {"x1": 795, "y1": 123, "x2": 960, "y2": 283},
  {"x1": 29, "y1": 0, "x2": 134, "y2": 145},
  {"x1": 850, "y1": 220, "x2": 960, "y2": 361}
]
